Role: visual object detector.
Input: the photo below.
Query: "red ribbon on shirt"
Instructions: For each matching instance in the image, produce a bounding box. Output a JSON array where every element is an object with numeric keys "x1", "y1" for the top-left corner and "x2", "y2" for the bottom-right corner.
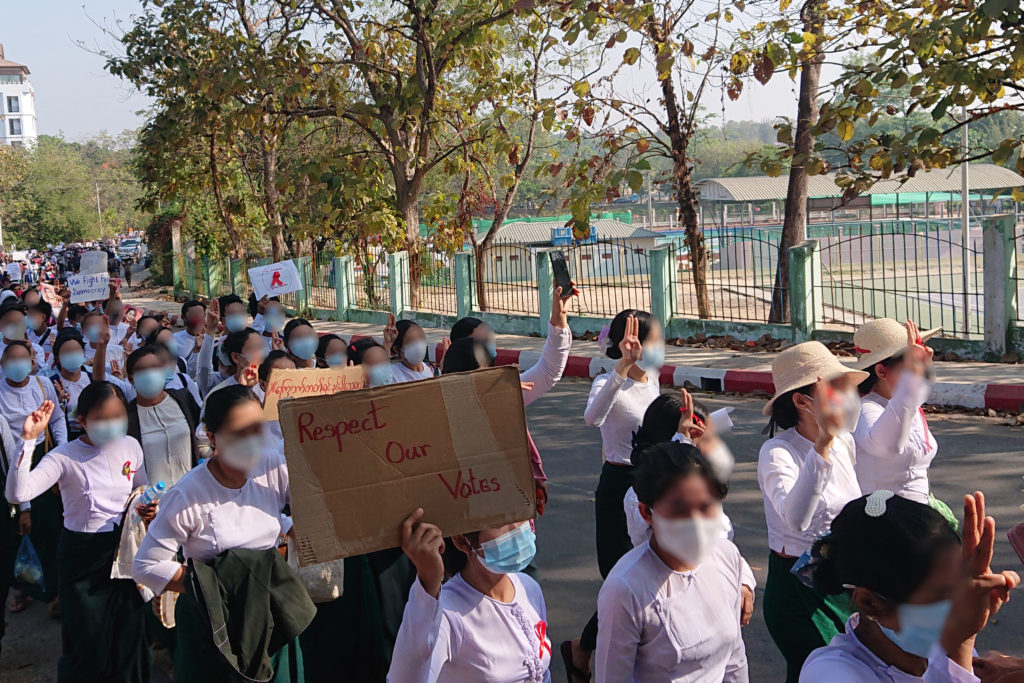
[{"x1": 535, "y1": 621, "x2": 551, "y2": 659}]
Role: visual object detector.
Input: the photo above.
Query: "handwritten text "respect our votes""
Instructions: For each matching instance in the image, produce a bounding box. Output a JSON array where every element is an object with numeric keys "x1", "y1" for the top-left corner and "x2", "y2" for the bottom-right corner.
[{"x1": 294, "y1": 401, "x2": 501, "y2": 500}]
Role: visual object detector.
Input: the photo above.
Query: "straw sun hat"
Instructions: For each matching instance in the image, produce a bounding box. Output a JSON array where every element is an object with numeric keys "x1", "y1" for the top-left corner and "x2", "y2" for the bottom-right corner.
[
  {"x1": 762, "y1": 341, "x2": 869, "y2": 416},
  {"x1": 849, "y1": 318, "x2": 941, "y2": 371}
]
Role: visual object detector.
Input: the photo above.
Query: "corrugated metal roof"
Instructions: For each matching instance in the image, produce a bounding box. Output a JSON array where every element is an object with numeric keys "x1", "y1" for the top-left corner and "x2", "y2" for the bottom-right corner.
[
  {"x1": 695, "y1": 163, "x2": 1024, "y2": 202},
  {"x1": 492, "y1": 218, "x2": 659, "y2": 244}
]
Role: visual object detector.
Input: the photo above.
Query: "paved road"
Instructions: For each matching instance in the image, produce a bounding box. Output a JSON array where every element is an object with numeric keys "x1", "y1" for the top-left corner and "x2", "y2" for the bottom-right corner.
[{"x1": 3, "y1": 382, "x2": 1023, "y2": 682}]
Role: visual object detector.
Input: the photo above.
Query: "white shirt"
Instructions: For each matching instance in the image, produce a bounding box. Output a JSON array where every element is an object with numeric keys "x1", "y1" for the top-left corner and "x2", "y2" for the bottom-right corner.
[
  {"x1": 6, "y1": 435, "x2": 147, "y2": 533},
  {"x1": 27, "y1": 326, "x2": 55, "y2": 358},
  {"x1": 757, "y1": 428, "x2": 860, "y2": 556},
  {"x1": 56, "y1": 369, "x2": 92, "y2": 434},
  {"x1": 0, "y1": 376, "x2": 68, "y2": 448},
  {"x1": 595, "y1": 540, "x2": 748, "y2": 683},
  {"x1": 520, "y1": 323, "x2": 573, "y2": 408},
  {"x1": 390, "y1": 361, "x2": 435, "y2": 384},
  {"x1": 138, "y1": 394, "x2": 193, "y2": 487},
  {"x1": 584, "y1": 370, "x2": 661, "y2": 465},
  {"x1": 388, "y1": 573, "x2": 552, "y2": 683},
  {"x1": 109, "y1": 321, "x2": 130, "y2": 346},
  {"x1": 854, "y1": 374, "x2": 936, "y2": 504},
  {"x1": 167, "y1": 371, "x2": 203, "y2": 407},
  {"x1": 173, "y1": 329, "x2": 195, "y2": 359},
  {"x1": 84, "y1": 341, "x2": 125, "y2": 372},
  {"x1": 800, "y1": 614, "x2": 978, "y2": 683},
  {"x1": 132, "y1": 449, "x2": 290, "y2": 595}
]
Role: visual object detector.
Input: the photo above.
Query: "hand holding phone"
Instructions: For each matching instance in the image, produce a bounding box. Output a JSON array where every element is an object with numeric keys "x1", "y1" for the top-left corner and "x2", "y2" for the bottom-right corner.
[{"x1": 549, "y1": 251, "x2": 573, "y2": 296}]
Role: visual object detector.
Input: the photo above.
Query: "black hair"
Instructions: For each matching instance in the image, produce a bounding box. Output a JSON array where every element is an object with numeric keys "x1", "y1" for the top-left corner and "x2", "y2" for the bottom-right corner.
[
  {"x1": 53, "y1": 329, "x2": 85, "y2": 358},
  {"x1": 218, "y1": 294, "x2": 244, "y2": 316},
  {"x1": 81, "y1": 310, "x2": 104, "y2": 324},
  {"x1": 316, "y1": 333, "x2": 344, "y2": 361},
  {"x1": 77, "y1": 380, "x2": 127, "y2": 419},
  {"x1": 145, "y1": 326, "x2": 173, "y2": 348},
  {"x1": 768, "y1": 385, "x2": 815, "y2": 434},
  {"x1": 441, "y1": 337, "x2": 493, "y2": 374},
  {"x1": 858, "y1": 353, "x2": 904, "y2": 395},
  {"x1": 450, "y1": 317, "x2": 485, "y2": 342},
  {"x1": 348, "y1": 337, "x2": 385, "y2": 365},
  {"x1": 125, "y1": 344, "x2": 162, "y2": 377},
  {"x1": 68, "y1": 304, "x2": 88, "y2": 321},
  {"x1": 28, "y1": 301, "x2": 52, "y2": 319},
  {"x1": 632, "y1": 441, "x2": 727, "y2": 506},
  {"x1": 223, "y1": 328, "x2": 261, "y2": 359},
  {"x1": 441, "y1": 530, "x2": 481, "y2": 576},
  {"x1": 21, "y1": 286, "x2": 39, "y2": 300},
  {"x1": 1, "y1": 339, "x2": 32, "y2": 358},
  {"x1": 102, "y1": 298, "x2": 122, "y2": 312},
  {"x1": 247, "y1": 293, "x2": 279, "y2": 317},
  {"x1": 259, "y1": 350, "x2": 294, "y2": 382},
  {"x1": 0, "y1": 302, "x2": 26, "y2": 320},
  {"x1": 630, "y1": 392, "x2": 710, "y2": 460},
  {"x1": 604, "y1": 309, "x2": 655, "y2": 360},
  {"x1": 812, "y1": 494, "x2": 961, "y2": 602},
  {"x1": 181, "y1": 299, "x2": 206, "y2": 317},
  {"x1": 394, "y1": 319, "x2": 422, "y2": 351},
  {"x1": 135, "y1": 315, "x2": 161, "y2": 335},
  {"x1": 283, "y1": 318, "x2": 314, "y2": 345},
  {"x1": 204, "y1": 383, "x2": 260, "y2": 433}
]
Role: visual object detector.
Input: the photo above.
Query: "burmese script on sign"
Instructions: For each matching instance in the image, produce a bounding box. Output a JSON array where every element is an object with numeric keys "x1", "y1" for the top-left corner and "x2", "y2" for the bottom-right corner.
[
  {"x1": 279, "y1": 366, "x2": 536, "y2": 565},
  {"x1": 263, "y1": 366, "x2": 364, "y2": 420}
]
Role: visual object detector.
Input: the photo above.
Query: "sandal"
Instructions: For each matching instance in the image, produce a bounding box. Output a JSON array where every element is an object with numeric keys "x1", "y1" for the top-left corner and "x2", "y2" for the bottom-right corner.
[{"x1": 560, "y1": 640, "x2": 591, "y2": 683}]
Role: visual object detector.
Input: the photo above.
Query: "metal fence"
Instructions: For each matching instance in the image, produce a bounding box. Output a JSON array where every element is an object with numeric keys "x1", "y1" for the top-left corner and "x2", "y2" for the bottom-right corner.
[
  {"x1": 351, "y1": 251, "x2": 390, "y2": 311},
  {"x1": 563, "y1": 238, "x2": 652, "y2": 318},
  {"x1": 302, "y1": 251, "x2": 337, "y2": 311},
  {"x1": 413, "y1": 251, "x2": 458, "y2": 316},
  {"x1": 1016, "y1": 224, "x2": 1024, "y2": 323},
  {"x1": 471, "y1": 243, "x2": 539, "y2": 315}
]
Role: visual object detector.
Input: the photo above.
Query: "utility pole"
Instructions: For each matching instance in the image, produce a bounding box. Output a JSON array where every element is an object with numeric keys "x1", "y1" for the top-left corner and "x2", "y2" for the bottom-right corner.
[
  {"x1": 960, "y1": 105, "x2": 970, "y2": 335},
  {"x1": 95, "y1": 182, "x2": 102, "y2": 224},
  {"x1": 647, "y1": 172, "x2": 656, "y2": 229}
]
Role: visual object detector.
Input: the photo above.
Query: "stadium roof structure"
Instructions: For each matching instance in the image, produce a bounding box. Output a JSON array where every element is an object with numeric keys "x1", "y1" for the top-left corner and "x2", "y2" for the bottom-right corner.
[{"x1": 694, "y1": 163, "x2": 1024, "y2": 203}]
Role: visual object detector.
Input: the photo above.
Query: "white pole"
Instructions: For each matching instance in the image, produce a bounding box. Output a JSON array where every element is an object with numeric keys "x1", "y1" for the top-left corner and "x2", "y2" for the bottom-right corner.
[{"x1": 960, "y1": 106, "x2": 970, "y2": 335}]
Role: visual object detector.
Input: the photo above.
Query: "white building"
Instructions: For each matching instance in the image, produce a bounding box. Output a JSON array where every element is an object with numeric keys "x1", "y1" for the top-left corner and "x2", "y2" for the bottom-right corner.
[{"x1": 0, "y1": 44, "x2": 37, "y2": 148}]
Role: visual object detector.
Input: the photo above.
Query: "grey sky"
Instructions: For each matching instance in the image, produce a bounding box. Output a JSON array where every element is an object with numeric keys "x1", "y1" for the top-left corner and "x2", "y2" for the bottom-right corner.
[{"x1": 6, "y1": 0, "x2": 808, "y2": 140}]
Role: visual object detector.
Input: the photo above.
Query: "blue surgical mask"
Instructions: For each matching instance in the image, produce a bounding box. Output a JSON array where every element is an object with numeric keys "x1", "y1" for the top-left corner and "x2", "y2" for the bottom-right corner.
[
  {"x1": 638, "y1": 342, "x2": 666, "y2": 372},
  {"x1": 326, "y1": 352, "x2": 347, "y2": 368},
  {"x1": 475, "y1": 523, "x2": 536, "y2": 575},
  {"x1": 879, "y1": 599, "x2": 953, "y2": 658},
  {"x1": 289, "y1": 336, "x2": 318, "y2": 361},
  {"x1": 264, "y1": 312, "x2": 285, "y2": 333},
  {"x1": 217, "y1": 347, "x2": 232, "y2": 368},
  {"x1": 59, "y1": 351, "x2": 85, "y2": 373},
  {"x1": 224, "y1": 313, "x2": 248, "y2": 334},
  {"x1": 403, "y1": 340, "x2": 427, "y2": 363},
  {"x1": 164, "y1": 366, "x2": 176, "y2": 383},
  {"x1": 85, "y1": 326, "x2": 102, "y2": 344},
  {"x1": 163, "y1": 337, "x2": 179, "y2": 357},
  {"x1": 3, "y1": 358, "x2": 32, "y2": 383},
  {"x1": 85, "y1": 417, "x2": 128, "y2": 448},
  {"x1": 484, "y1": 340, "x2": 497, "y2": 359},
  {"x1": 2, "y1": 322, "x2": 25, "y2": 341},
  {"x1": 132, "y1": 368, "x2": 168, "y2": 399},
  {"x1": 367, "y1": 363, "x2": 392, "y2": 387}
]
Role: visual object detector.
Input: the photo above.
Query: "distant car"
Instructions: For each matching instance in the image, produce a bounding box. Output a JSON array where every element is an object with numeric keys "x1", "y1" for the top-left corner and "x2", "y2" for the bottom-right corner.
[{"x1": 117, "y1": 238, "x2": 147, "y2": 264}]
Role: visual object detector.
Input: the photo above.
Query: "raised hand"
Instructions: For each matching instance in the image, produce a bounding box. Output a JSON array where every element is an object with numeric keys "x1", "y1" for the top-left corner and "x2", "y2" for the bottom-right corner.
[
  {"x1": 256, "y1": 295, "x2": 271, "y2": 315},
  {"x1": 206, "y1": 298, "x2": 221, "y2": 335},
  {"x1": 905, "y1": 319, "x2": 934, "y2": 369},
  {"x1": 271, "y1": 332, "x2": 284, "y2": 351},
  {"x1": 22, "y1": 400, "x2": 54, "y2": 441},
  {"x1": 677, "y1": 388, "x2": 695, "y2": 436},
  {"x1": 97, "y1": 316, "x2": 112, "y2": 346},
  {"x1": 53, "y1": 378, "x2": 70, "y2": 405},
  {"x1": 110, "y1": 359, "x2": 125, "y2": 379},
  {"x1": 615, "y1": 315, "x2": 642, "y2": 377},
  {"x1": 240, "y1": 363, "x2": 259, "y2": 387},
  {"x1": 551, "y1": 278, "x2": 580, "y2": 328},
  {"x1": 401, "y1": 508, "x2": 445, "y2": 598},
  {"x1": 383, "y1": 313, "x2": 398, "y2": 352},
  {"x1": 194, "y1": 330, "x2": 205, "y2": 351},
  {"x1": 812, "y1": 377, "x2": 845, "y2": 455}
]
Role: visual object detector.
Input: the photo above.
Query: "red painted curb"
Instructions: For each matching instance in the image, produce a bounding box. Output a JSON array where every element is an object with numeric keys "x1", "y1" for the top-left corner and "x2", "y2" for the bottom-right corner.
[
  {"x1": 984, "y1": 384, "x2": 1024, "y2": 412},
  {"x1": 723, "y1": 370, "x2": 775, "y2": 395},
  {"x1": 563, "y1": 354, "x2": 592, "y2": 379}
]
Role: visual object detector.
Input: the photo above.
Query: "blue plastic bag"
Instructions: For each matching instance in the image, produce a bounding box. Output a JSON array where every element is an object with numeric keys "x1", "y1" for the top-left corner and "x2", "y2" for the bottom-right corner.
[{"x1": 14, "y1": 535, "x2": 46, "y2": 593}]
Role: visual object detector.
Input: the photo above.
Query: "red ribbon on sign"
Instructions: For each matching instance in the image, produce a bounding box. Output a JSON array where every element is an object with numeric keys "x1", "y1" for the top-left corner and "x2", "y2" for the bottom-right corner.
[
  {"x1": 535, "y1": 621, "x2": 551, "y2": 659},
  {"x1": 271, "y1": 270, "x2": 285, "y2": 288}
]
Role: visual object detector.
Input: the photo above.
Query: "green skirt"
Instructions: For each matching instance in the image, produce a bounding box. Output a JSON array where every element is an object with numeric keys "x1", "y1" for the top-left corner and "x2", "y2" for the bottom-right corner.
[
  {"x1": 173, "y1": 581, "x2": 305, "y2": 683},
  {"x1": 763, "y1": 552, "x2": 852, "y2": 683},
  {"x1": 55, "y1": 527, "x2": 151, "y2": 683}
]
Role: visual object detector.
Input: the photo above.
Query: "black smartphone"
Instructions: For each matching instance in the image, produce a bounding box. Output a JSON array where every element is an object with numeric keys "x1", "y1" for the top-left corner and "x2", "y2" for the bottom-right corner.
[{"x1": 549, "y1": 250, "x2": 574, "y2": 296}]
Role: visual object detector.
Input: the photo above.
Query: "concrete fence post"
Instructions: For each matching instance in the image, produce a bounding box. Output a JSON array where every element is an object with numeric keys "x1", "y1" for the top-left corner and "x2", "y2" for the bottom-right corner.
[
  {"x1": 983, "y1": 214, "x2": 1017, "y2": 357},
  {"x1": 334, "y1": 255, "x2": 351, "y2": 320},
  {"x1": 388, "y1": 251, "x2": 408, "y2": 318},
  {"x1": 788, "y1": 240, "x2": 822, "y2": 342},
  {"x1": 536, "y1": 249, "x2": 554, "y2": 337},
  {"x1": 649, "y1": 245, "x2": 675, "y2": 325},
  {"x1": 293, "y1": 256, "x2": 310, "y2": 313},
  {"x1": 454, "y1": 251, "x2": 473, "y2": 319},
  {"x1": 229, "y1": 257, "x2": 247, "y2": 295}
]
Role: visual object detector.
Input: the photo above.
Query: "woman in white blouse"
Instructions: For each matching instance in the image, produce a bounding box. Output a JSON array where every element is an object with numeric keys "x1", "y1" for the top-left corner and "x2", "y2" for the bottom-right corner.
[
  {"x1": 390, "y1": 319, "x2": 435, "y2": 383},
  {"x1": 850, "y1": 319, "x2": 957, "y2": 525},
  {"x1": 801, "y1": 490, "x2": 1019, "y2": 683},
  {"x1": 133, "y1": 383, "x2": 299, "y2": 682},
  {"x1": 566, "y1": 310, "x2": 664, "y2": 679},
  {"x1": 388, "y1": 510, "x2": 551, "y2": 682},
  {"x1": 595, "y1": 440, "x2": 749, "y2": 682},
  {"x1": 6, "y1": 383, "x2": 153, "y2": 683},
  {"x1": 757, "y1": 341, "x2": 867, "y2": 683}
]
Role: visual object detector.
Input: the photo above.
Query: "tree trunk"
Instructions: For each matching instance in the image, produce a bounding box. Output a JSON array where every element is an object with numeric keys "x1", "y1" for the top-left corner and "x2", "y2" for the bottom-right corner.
[
  {"x1": 261, "y1": 138, "x2": 287, "y2": 262},
  {"x1": 474, "y1": 243, "x2": 488, "y2": 312},
  {"x1": 676, "y1": 161, "x2": 710, "y2": 318},
  {"x1": 769, "y1": 0, "x2": 825, "y2": 323},
  {"x1": 399, "y1": 196, "x2": 421, "y2": 310}
]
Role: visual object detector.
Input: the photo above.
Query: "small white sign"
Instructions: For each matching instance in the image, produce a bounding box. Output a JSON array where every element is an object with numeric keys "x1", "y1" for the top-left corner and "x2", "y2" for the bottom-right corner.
[
  {"x1": 80, "y1": 250, "x2": 108, "y2": 275},
  {"x1": 248, "y1": 259, "x2": 303, "y2": 301},
  {"x1": 11, "y1": 250, "x2": 28, "y2": 262},
  {"x1": 6, "y1": 263, "x2": 21, "y2": 281},
  {"x1": 68, "y1": 272, "x2": 110, "y2": 304}
]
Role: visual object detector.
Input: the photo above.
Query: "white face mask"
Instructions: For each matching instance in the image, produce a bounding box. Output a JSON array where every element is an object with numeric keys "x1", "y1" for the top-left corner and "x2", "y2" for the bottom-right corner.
[
  {"x1": 840, "y1": 389, "x2": 861, "y2": 433},
  {"x1": 703, "y1": 441, "x2": 735, "y2": 482},
  {"x1": 217, "y1": 433, "x2": 265, "y2": 473},
  {"x1": 651, "y1": 510, "x2": 723, "y2": 567}
]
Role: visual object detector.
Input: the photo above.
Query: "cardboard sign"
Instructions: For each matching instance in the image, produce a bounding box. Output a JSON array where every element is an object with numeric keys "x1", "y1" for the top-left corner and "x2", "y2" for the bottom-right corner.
[
  {"x1": 67, "y1": 271, "x2": 110, "y2": 304},
  {"x1": 248, "y1": 259, "x2": 302, "y2": 300},
  {"x1": 279, "y1": 365, "x2": 536, "y2": 565},
  {"x1": 6, "y1": 263, "x2": 21, "y2": 281},
  {"x1": 80, "y1": 250, "x2": 108, "y2": 275},
  {"x1": 263, "y1": 366, "x2": 365, "y2": 420}
]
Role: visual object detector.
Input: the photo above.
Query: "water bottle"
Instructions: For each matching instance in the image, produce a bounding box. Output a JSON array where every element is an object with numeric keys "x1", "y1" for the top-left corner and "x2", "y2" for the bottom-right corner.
[{"x1": 134, "y1": 481, "x2": 166, "y2": 523}]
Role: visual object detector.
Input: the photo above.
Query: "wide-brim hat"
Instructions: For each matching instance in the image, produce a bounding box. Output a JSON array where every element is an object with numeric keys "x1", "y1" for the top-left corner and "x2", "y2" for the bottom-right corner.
[
  {"x1": 848, "y1": 318, "x2": 941, "y2": 371},
  {"x1": 763, "y1": 341, "x2": 869, "y2": 416}
]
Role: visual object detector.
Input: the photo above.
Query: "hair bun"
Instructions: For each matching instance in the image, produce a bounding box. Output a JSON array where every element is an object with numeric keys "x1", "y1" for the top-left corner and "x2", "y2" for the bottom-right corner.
[{"x1": 605, "y1": 345, "x2": 623, "y2": 360}]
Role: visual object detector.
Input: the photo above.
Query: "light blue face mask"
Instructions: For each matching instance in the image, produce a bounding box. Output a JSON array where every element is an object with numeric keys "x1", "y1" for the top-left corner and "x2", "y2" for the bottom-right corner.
[
  {"x1": 367, "y1": 363, "x2": 392, "y2": 387},
  {"x1": 3, "y1": 358, "x2": 33, "y2": 383},
  {"x1": 85, "y1": 326, "x2": 102, "y2": 344},
  {"x1": 403, "y1": 340, "x2": 427, "y2": 363},
  {"x1": 85, "y1": 417, "x2": 128, "y2": 447},
  {"x1": 879, "y1": 599, "x2": 953, "y2": 658},
  {"x1": 163, "y1": 337, "x2": 179, "y2": 357},
  {"x1": 263, "y1": 312, "x2": 285, "y2": 333},
  {"x1": 475, "y1": 523, "x2": 536, "y2": 575},
  {"x1": 164, "y1": 366, "x2": 176, "y2": 383},
  {"x1": 60, "y1": 351, "x2": 86, "y2": 373},
  {"x1": 224, "y1": 313, "x2": 248, "y2": 334},
  {"x1": 2, "y1": 321, "x2": 25, "y2": 341},
  {"x1": 289, "y1": 336, "x2": 318, "y2": 361},
  {"x1": 133, "y1": 368, "x2": 168, "y2": 399},
  {"x1": 484, "y1": 340, "x2": 497, "y2": 359},
  {"x1": 325, "y1": 352, "x2": 347, "y2": 368},
  {"x1": 638, "y1": 342, "x2": 666, "y2": 372},
  {"x1": 217, "y1": 346, "x2": 232, "y2": 368}
]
